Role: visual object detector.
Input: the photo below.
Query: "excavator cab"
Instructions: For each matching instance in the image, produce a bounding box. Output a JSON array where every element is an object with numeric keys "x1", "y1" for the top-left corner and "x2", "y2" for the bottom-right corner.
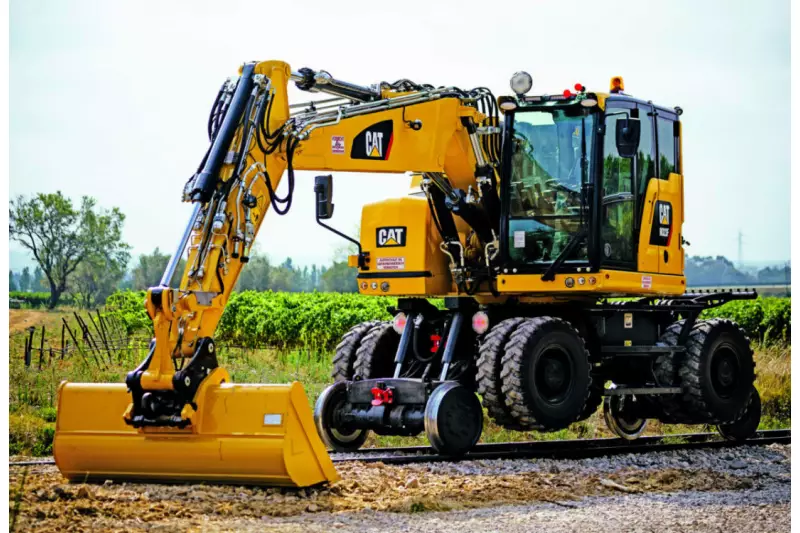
[{"x1": 493, "y1": 78, "x2": 685, "y2": 291}]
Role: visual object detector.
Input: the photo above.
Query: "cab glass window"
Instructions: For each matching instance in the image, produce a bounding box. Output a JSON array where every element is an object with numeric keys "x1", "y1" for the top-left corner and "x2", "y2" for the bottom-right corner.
[
  {"x1": 600, "y1": 110, "x2": 635, "y2": 264},
  {"x1": 636, "y1": 110, "x2": 656, "y2": 196},
  {"x1": 507, "y1": 107, "x2": 594, "y2": 264},
  {"x1": 657, "y1": 116, "x2": 677, "y2": 178}
]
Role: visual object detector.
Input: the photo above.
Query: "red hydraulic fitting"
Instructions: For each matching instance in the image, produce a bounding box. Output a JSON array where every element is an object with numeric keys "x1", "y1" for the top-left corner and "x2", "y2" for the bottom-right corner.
[
  {"x1": 371, "y1": 385, "x2": 394, "y2": 406},
  {"x1": 430, "y1": 334, "x2": 442, "y2": 353}
]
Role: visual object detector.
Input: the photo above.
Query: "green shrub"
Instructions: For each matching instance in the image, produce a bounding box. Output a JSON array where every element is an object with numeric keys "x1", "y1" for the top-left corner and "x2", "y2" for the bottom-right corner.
[
  {"x1": 9, "y1": 413, "x2": 54, "y2": 456},
  {"x1": 102, "y1": 289, "x2": 789, "y2": 351},
  {"x1": 217, "y1": 291, "x2": 397, "y2": 350},
  {"x1": 38, "y1": 407, "x2": 57, "y2": 423},
  {"x1": 103, "y1": 290, "x2": 150, "y2": 334},
  {"x1": 701, "y1": 297, "x2": 791, "y2": 343}
]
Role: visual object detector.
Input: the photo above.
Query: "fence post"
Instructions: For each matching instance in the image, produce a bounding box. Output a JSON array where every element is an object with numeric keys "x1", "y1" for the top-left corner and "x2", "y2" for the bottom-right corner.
[
  {"x1": 74, "y1": 312, "x2": 103, "y2": 364},
  {"x1": 38, "y1": 325, "x2": 45, "y2": 370},
  {"x1": 90, "y1": 310, "x2": 114, "y2": 364},
  {"x1": 63, "y1": 317, "x2": 92, "y2": 366},
  {"x1": 23, "y1": 334, "x2": 30, "y2": 368},
  {"x1": 60, "y1": 322, "x2": 66, "y2": 360}
]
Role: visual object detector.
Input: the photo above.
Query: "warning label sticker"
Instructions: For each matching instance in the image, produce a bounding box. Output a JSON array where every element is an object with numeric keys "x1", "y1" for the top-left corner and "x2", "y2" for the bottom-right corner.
[
  {"x1": 377, "y1": 257, "x2": 405, "y2": 270},
  {"x1": 624, "y1": 313, "x2": 633, "y2": 328},
  {"x1": 331, "y1": 136, "x2": 345, "y2": 154},
  {"x1": 641, "y1": 275, "x2": 653, "y2": 289},
  {"x1": 513, "y1": 231, "x2": 526, "y2": 248}
]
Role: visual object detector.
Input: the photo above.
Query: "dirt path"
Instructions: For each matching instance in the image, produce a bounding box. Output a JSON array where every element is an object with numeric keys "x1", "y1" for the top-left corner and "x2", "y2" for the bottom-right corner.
[{"x1": 9, "y1": 310, "x2": 52, "y2": 334}]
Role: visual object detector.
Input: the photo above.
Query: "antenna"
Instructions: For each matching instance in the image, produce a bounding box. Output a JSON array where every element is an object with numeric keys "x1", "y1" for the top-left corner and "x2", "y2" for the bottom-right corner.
[{"x1": 737, "y1": 230, "x2": 743, "y2": 269}]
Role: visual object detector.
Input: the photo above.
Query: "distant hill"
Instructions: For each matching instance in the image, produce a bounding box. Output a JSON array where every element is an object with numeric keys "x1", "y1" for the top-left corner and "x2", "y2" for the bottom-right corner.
[{"x1": 685, "y1": 256, "x2": 790, "y2": 287}]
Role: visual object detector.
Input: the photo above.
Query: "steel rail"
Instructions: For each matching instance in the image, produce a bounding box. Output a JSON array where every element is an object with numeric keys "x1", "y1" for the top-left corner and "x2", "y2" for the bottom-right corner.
[
  {"x1": 8, "y1": 430, "x2": 789, "y2": 468},
  {"x1": 330, "y1": 429, "x2": 790, "y2": 465}
]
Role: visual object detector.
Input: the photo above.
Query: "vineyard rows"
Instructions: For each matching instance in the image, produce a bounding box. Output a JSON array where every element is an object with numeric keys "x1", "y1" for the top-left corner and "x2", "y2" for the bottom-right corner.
[{"x1": 103, "y1": 290, "x2": 791, "y2": 351}]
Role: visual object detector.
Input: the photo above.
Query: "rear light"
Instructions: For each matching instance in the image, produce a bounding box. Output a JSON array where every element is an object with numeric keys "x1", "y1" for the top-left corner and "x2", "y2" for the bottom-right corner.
[
  {"x1": 392, "y1": 312, "x2": 408, "y2": 334},
  {"x1": 471, "y1": 311, "x2": 490, "y2": 335}
]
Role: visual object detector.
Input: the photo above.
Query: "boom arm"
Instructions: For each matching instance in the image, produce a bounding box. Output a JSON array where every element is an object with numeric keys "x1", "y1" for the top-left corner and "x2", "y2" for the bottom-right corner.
[{"x1": 124, "y1": 60, "x2": 502, "y2": 427}]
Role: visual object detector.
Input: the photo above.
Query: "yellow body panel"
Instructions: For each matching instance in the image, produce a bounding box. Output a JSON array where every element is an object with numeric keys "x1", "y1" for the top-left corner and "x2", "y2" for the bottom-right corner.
[
  {"x1": 54, "y1": 379, "x2": 338, "y2": 487},
  {"x1": 357, "y1": 197, "x2": 452, "y2": 296},
  {"x1": 497, "y1": 269, "x2": 685, "y2": 296},
  {"x1": 636, "y1": 172, "x2": 685, "y2": 276},
  {"x1": 637, "y1": 178, "x2": 660, "y2": 273}
]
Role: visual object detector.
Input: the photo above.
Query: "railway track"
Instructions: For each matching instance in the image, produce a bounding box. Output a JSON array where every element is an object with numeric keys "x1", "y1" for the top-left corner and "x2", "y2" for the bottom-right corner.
[
  {"x1": 330, "y1": 430, "x2": 790, "y2": 465},
  {"x1": 10, "y1": 430, "x2": 789, "y2": 469}
]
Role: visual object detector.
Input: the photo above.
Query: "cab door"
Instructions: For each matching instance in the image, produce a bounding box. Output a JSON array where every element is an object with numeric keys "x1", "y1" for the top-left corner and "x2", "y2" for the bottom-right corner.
[
  {"x1": 599, "y1": 103, "x2": 637, "y2": 270},
  {"x1": 652, "y1": 111, "x2": 683, "y2": 275},
  {"x1": 633, "y1": 103, "x2": 660, "y2": 274}
]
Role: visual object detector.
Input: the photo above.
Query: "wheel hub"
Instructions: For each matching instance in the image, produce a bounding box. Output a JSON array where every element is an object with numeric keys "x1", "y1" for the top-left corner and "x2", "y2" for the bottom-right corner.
[
  {"x1": 711, "y1": 346, "x2": 740, "y2": 399},
  {"x1": 535, "y1": 348, "x2": 572, "y2": 403},
  {"x1": 604, "y1": 394, "x2": 647, "y2": 440}
]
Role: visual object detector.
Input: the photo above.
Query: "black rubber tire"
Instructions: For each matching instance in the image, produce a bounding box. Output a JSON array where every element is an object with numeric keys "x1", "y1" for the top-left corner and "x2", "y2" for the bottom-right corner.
[
  {"x1": 717, "y1": 386, "x2": 761, "y2": 441},
  {"x1": 678, "y1": 318, "x2": 755, "y2": 423},
  {"x1": 653, "y1": 319, "x2": 692, "y2": 423},
  {"x1": 499, "y1": 317, "x2": 592, "y2": 430},
  {"x1": 353, "y1": 322, "x2": 400, "y2": 379},
  {"x1": 314, "y1": 381, "x2": 370, "y2": 452},
  {"x1": 476, "y1": 317, "x2": 526, "y2": 429},
  {"x1": 332, "y1": 320, "x2": 383, "y2": 382},
  {"x1": 577, "y1": 382, "x2": 604, "y2": 422}
]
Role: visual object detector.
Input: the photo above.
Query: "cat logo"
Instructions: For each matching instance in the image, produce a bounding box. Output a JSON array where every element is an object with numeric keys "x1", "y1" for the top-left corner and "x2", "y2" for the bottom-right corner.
[
  {"x1": 649, "y1": 200, "x2": 673, "y2": 246},
  {"x1": 366, "y1": 131, "x2": 384, "y2": 158},
  {"x1": 659, "y1": 203, "x2": 671, "y2": 225},
  {"x1": 376, "y1": 226, "x2": 406, "y2": 247},
  {"x1": 352, "y1": 120, "x2": 394, "y2": 160}
]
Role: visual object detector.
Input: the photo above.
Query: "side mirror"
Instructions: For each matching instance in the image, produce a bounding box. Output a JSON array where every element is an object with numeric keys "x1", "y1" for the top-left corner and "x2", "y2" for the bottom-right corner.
[
  {"x1": 314, "y1": 174, "x2": 334, "y2": 220},
  {"x1": 615, "y1": 117, "x2": 641, "y2": 158}
]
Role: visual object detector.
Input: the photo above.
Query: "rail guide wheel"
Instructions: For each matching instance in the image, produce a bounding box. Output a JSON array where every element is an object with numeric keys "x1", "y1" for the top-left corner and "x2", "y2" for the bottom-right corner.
[
  {"x1": 314, "y1": 381, "x2": 370, "y2": 452},
  {"x1": 603, "y1": 389, "x2": 648, "y2": 440},
  {"x1": 424, "y1": 382, "x2": 483, "y2": 456},
  {"x1": 717, "y1": 386, "x2": 761, "y2": 441}
]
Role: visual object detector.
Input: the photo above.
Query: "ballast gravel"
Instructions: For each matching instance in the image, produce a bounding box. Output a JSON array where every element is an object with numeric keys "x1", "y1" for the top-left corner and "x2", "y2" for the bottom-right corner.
[
  {"x1": 400, "y1": 442, "x2": 790, "y2": 478},
  {"x1": 9, "y1": 443, "x2": 790, "y2": 532}
]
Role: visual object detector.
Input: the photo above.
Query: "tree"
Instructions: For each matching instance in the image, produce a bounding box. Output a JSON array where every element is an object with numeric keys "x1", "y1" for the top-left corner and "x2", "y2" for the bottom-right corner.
[
  {"x1": 320, "y1": 261, "x2": 358, "y2": 292},
  {"x1": 9, "y1": 270, "x2": 17, "y2": 292},
  {"x1": 10, "y1": 192, "x2": 129, "y2": 308},
  {"x1": 269, "y1": 259, "x2": 299, "y2": 292},
  {"x1": 235, "y1": 254, "x2": 272, "y2": 291},
  {"x1": 19, "y1": 267, "x2": 31, "y2": 292},
  {"x1": 69, "y1": 247, "x2": 130, "y2": 308},
  {"x1": 131, "y1": 248, "x2": 170, "y2": 290},
  {"x1": 32, "y1": 267, "x2": 46, "y2": 292}
]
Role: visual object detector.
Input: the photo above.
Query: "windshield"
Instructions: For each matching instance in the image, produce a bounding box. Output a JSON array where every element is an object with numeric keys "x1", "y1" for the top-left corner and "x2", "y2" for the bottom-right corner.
[{"x1": 507, "y1": 107, "x2": 595, "y2": 264}]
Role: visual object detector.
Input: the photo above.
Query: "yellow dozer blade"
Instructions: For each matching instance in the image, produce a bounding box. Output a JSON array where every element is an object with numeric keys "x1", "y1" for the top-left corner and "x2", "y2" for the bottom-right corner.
[{"x1": 54, "y1": 379, "x2": 339, "y2": 487}]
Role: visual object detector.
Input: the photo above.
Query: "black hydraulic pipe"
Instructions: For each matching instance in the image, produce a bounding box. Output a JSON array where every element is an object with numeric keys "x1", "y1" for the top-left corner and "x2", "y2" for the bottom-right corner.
[
  {"x1": 439, "y1": 312, "x2": 464, "y2": 381},
  {"x1": 190, "y1": 63, "x2": 256, "y2": 204}
]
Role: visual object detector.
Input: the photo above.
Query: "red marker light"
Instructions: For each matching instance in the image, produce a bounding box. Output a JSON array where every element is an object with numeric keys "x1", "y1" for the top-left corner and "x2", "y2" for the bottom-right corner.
[
  {"x1": 563, "y1": 89, "x2": 573, "y2": 98},
  {"x1": 574, "y1": 83, "x2": 584, "y2": 92}
]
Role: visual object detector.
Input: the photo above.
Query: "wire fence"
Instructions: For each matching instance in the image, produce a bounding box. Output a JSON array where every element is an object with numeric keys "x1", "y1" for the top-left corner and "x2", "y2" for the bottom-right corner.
[{"x1": 20, "y1": 311, "x2": 151, "y2": 370}]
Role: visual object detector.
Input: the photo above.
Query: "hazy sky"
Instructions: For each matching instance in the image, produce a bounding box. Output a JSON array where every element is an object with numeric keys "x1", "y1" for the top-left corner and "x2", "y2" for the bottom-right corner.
[{"x1": 9, "y1": 0, "x2": 790, "y2": 271}]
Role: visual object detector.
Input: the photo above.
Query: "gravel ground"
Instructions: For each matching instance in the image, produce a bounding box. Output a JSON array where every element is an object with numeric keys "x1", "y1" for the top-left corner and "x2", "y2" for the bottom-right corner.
[
  {"x1": 402, "y1": 443, "x2": 790, "y2": 478},
  {"x1": 9, "y1": 444, "x2": 790, "y2": 532},
  {"x1": 251, "y1": 487, "x2": 790, "y2": 533}
]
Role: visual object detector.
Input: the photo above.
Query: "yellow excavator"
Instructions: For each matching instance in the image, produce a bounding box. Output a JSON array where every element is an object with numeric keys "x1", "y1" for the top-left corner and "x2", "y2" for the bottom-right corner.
[{"x1": 54, "y1": 63, "x2": 760, "y2": 487}]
